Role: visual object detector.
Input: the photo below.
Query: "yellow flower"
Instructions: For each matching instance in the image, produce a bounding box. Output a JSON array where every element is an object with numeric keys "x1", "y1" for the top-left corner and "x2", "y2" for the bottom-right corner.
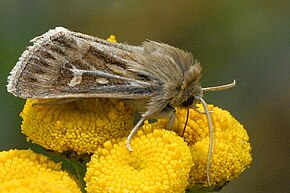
[
  {"x1": 21, "y1": 99, "x2": 134, "y2": 154},
  {"x1": 0, "y1": 176, "x2": 77, "y2": 193},
  {"x1": 0, "y1": 149, "x2": 81, "y2": 193},
  {"x1": 107, "y1": 35, "x2": 117, "y2": 42},
  {"x1": 172, "y1": 104, "x2": 252, "y2": 189},
  {"x1": 20, "y1": 94, "x2": 251, "y2": 191},
  {"x1": 85, "y1": 126, "x2": 193, "y2": 193}
]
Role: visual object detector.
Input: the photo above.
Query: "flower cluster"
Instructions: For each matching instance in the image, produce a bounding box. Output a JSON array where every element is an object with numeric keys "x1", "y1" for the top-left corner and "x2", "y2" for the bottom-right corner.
[
  {"x1": 21, "y1": 98, "x2": 133, "y2": 154},
  {"x1": 0, "y1": 149, "x2": 81, "y2": 193},
  {"x1": 5, "y1": 99, "x2": 252, "y2": 192},
  {"x1": 172, "y1": 105, "x2": 252, "y2": 189},
  {"x1": 85, "y1": 127, "x2": 193, "y2": 193}
]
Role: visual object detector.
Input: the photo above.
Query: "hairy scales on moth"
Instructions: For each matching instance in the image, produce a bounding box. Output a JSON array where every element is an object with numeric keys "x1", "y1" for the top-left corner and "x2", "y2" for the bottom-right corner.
[{"x1": 7, "y1": 27, "x2": 235, "y2": 186}]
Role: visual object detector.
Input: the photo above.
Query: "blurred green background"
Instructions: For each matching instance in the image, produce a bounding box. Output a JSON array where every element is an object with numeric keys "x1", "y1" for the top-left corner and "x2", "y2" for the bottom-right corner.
[{"x1": 0, "y1": 1, "x2": 289, "y2": 192}]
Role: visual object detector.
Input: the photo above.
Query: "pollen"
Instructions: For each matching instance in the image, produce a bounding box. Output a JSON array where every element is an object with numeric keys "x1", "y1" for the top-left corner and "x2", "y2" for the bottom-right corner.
[
  {"x1": 21, "y1": 99, "x2": 134, "y2": 154},
  {"x1": 172, "y1": 104, "x2": 252, "y2": 188},
  {"x1": 0, "y1": 149, "x2": 81, "y2": 193},
  {"x1": 85, "y1": 126, "x2": 193, "y2": 193}
]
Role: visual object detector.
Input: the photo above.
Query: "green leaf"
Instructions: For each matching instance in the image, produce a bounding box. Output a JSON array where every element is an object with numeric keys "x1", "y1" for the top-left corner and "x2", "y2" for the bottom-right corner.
[{"x1": 185, "y1": 181, "x2": 230, "y2": 193}]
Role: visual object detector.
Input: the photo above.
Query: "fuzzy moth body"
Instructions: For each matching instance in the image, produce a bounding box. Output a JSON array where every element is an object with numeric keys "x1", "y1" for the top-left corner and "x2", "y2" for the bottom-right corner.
[{"x1": 7, "y1": 27, "x2": 236, "y2": 186}]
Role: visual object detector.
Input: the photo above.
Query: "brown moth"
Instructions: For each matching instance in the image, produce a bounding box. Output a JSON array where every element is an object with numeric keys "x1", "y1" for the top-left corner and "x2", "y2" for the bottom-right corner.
[{"x1": 7, "y1": 27, "x2": 235, "y2": 185}]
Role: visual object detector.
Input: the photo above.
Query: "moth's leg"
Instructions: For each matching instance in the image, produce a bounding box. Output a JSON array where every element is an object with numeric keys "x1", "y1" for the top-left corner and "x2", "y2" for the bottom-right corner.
[
  {"x1": 126, "y1": 112, "x2": 151, "y2": 152},
  {"x1": 162, "y1": 105, "x2": 176, "y2": 128},
  {"x1": 193, "y1": 104, "x2": 213, "y2": 114},
  {"x1": 126, "y1": 105, "x2": 176, "y2": 151},
  {"x1": 167, "y1": 110, "x2": 176, "y2": 128},
  {"x1": 32, "y1": 98, "x2": 78, "y2": 106}
]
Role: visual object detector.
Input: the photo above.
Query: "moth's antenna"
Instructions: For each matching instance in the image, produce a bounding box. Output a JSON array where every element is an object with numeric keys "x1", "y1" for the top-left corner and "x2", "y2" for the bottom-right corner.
[
  {"x1": 202, "y1": 80, "x2": 236, "y2": 92},
  {"x1": 194, "y1": 96, "x2": 213, "y2": 187},
  {"x1": 182, "y1": 109, "x2": 190, "y2": 136}
]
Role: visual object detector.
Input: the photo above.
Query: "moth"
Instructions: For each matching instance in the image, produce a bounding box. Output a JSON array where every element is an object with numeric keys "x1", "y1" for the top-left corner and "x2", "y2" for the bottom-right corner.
[{"x1": 7, "y1": 27, "x2": 235, "y2": 185}]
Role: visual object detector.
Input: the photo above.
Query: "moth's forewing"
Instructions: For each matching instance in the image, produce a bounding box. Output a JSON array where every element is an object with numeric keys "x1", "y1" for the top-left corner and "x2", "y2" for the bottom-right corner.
[
  {"x1": 7, "y1": 27, "x2": 153, "y2": 99},
  {"x1": 7, "y1": 27, "x2": 201, "y2": 118}
]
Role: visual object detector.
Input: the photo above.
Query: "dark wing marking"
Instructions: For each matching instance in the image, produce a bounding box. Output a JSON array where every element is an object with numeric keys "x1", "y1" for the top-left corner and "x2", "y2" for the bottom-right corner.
[{"x1": 7, "y1": 27, "x2": 158, "y2": 99}]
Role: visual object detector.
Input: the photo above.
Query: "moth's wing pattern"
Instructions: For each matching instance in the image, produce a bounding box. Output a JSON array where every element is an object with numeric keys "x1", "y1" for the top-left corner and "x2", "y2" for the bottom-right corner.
[{"x1": 7, "y1": 27, "x2": 156, "y2": 99}]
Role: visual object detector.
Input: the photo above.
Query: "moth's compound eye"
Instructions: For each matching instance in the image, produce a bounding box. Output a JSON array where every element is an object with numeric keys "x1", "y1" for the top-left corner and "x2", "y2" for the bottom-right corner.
[{"x1": 182, "y1": 96, "x2": 194, "y2": 107}]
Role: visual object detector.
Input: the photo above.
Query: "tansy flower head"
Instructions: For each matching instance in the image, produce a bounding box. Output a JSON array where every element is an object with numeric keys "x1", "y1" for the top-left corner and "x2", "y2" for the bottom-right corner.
[
  {"x1": 21, "y1": 98, "x2": 133, "y2": 154},
  {"x1": 85, "y1": 126, "x2": 193, "y2": 193},
  {"x1": 0, "y1": 149, "x2": 80, "y2": 193},
  {"x1": 172, "y1": 104, "x2": 252, "y2": 190},
  {"x1": 107, "y1": 35, "x2": 117, "y2": 42},
  {"x1": 0, "y1": 176, "x2": 78, "y2": 193}
]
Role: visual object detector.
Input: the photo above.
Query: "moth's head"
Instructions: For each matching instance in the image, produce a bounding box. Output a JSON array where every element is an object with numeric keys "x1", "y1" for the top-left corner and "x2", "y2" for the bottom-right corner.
[{"x1": 171, "y1": 62, "x2": 203, "y2": 108}]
